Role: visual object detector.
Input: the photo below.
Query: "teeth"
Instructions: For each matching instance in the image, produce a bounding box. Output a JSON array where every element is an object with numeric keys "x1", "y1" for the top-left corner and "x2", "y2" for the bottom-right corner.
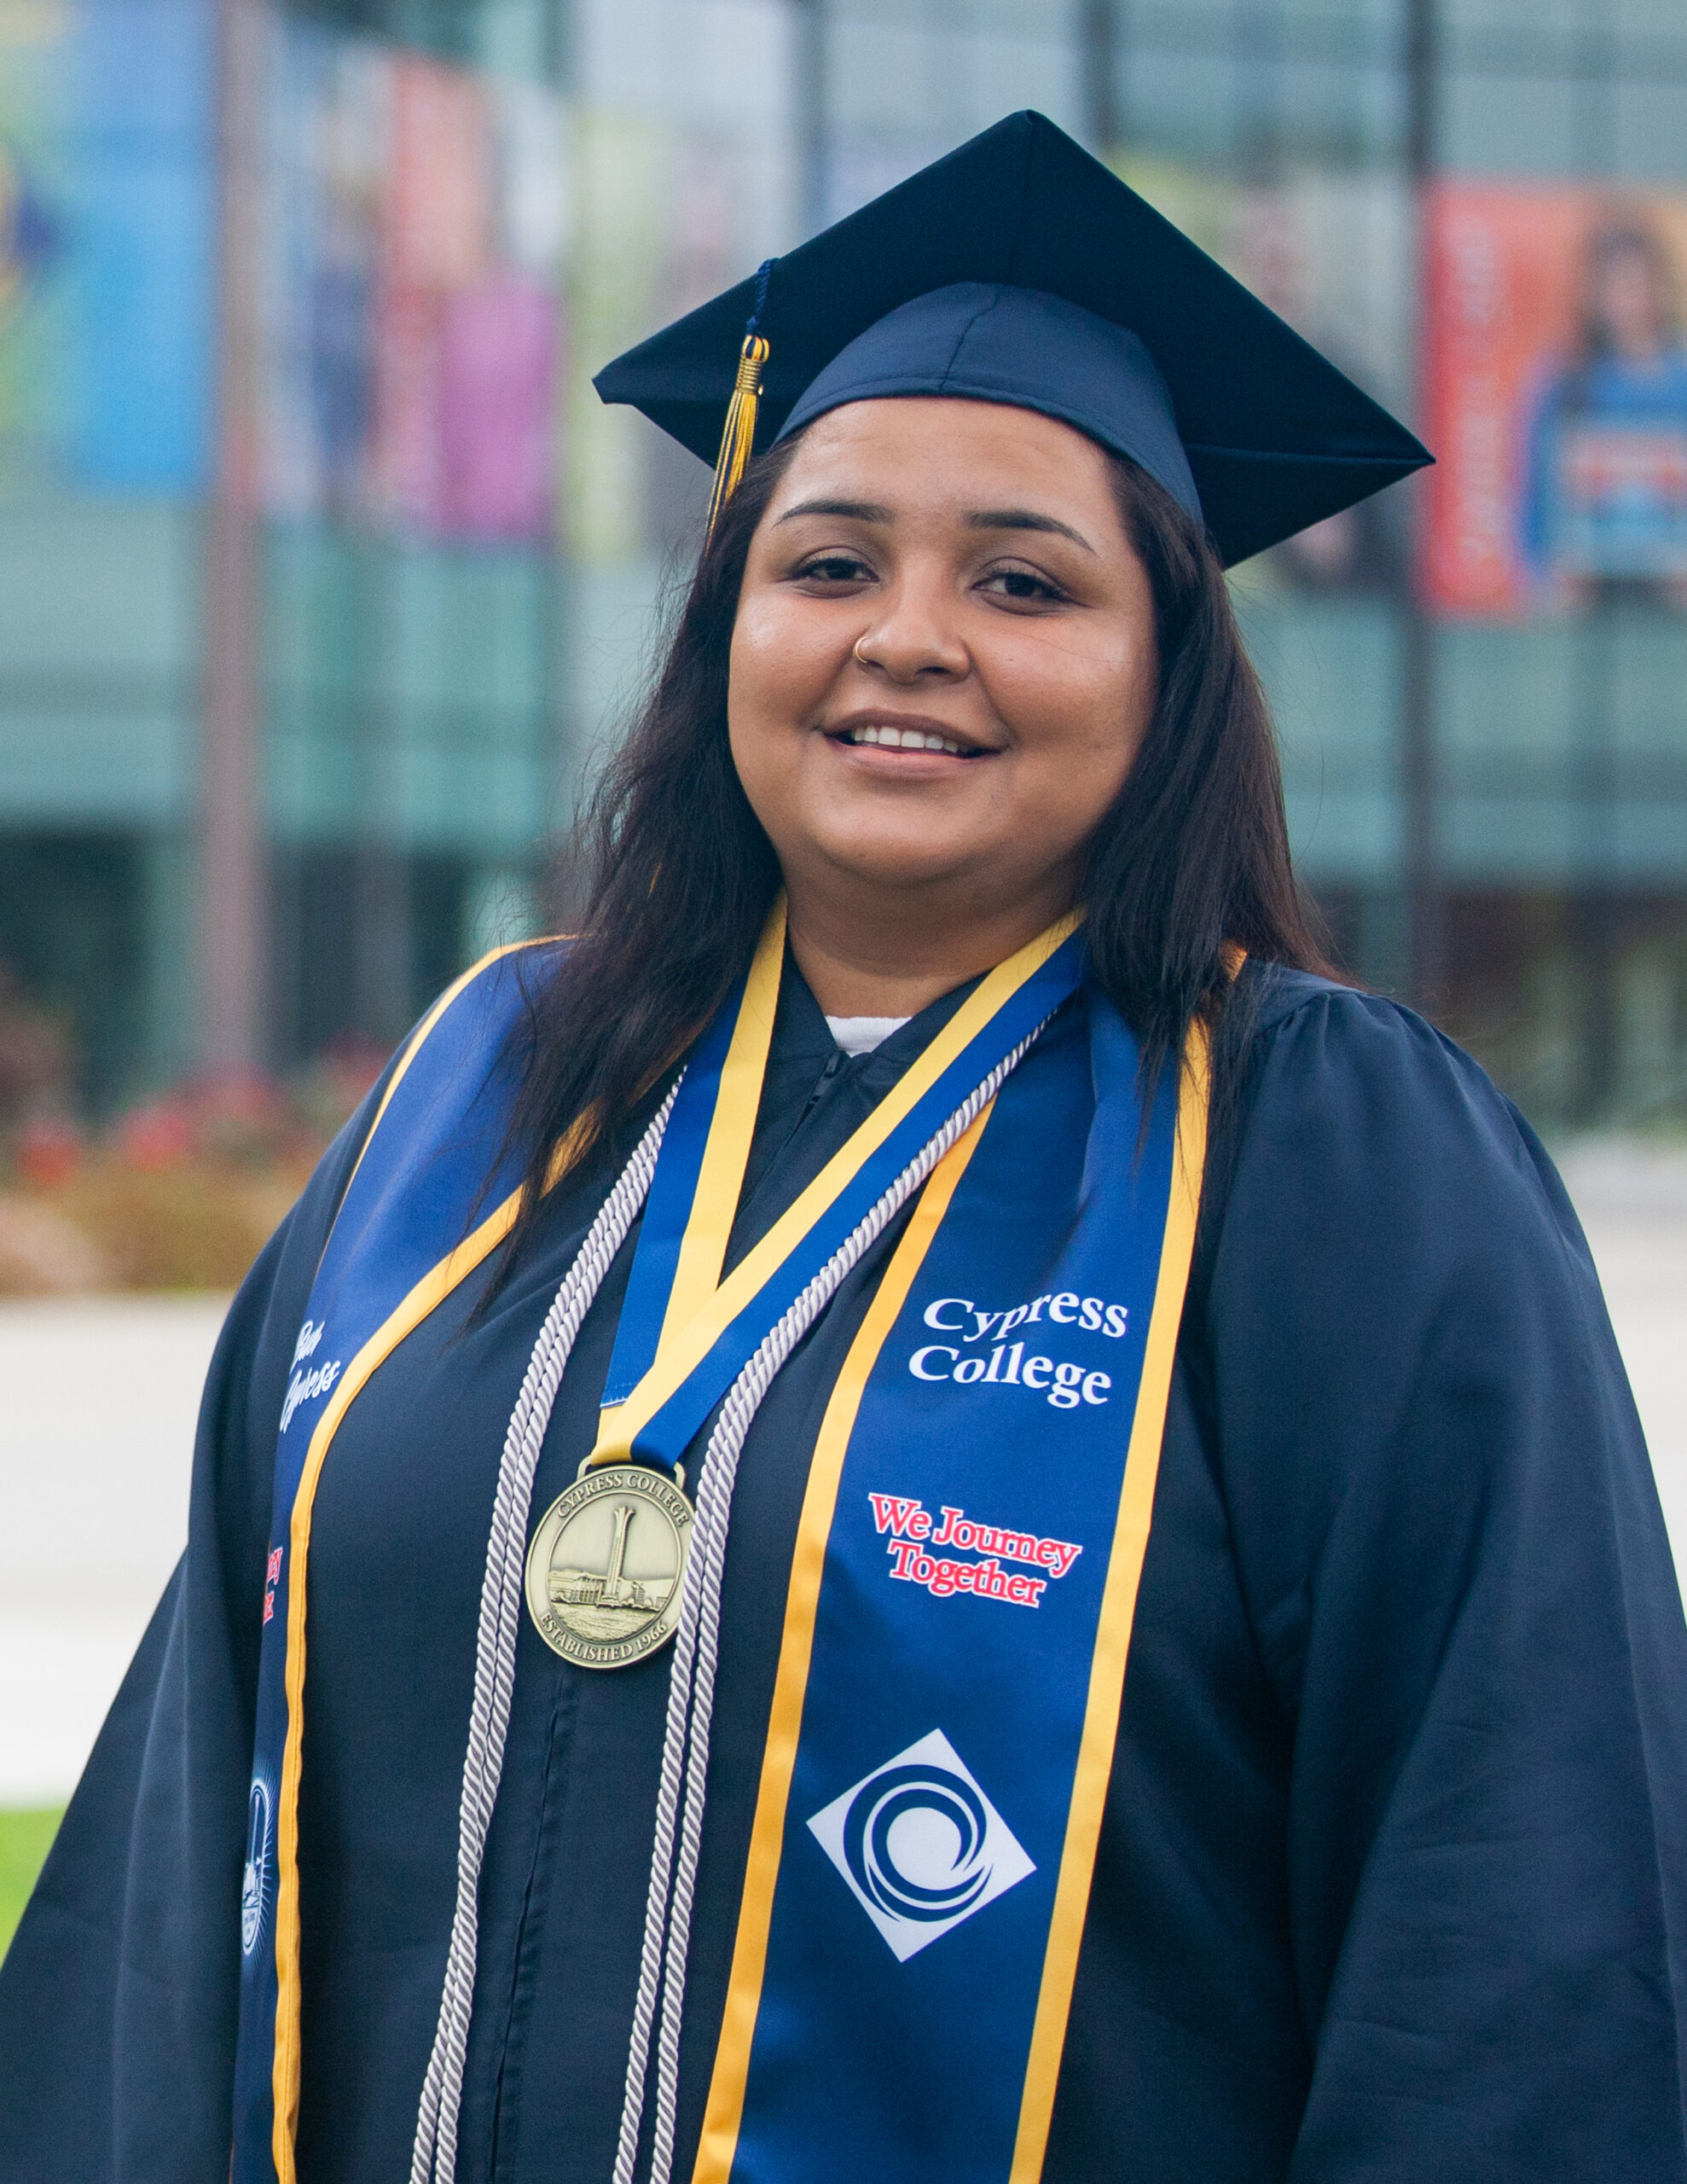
[{"x1": 844, "y1": 725, "x2": 969, "y2": 755}]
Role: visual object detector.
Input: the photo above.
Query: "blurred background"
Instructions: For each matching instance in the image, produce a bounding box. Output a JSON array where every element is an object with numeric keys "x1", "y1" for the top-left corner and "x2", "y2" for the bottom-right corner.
[
  {"x1": 0, "y1": 0, "x2": 1684, "y2": 1135},
  {"x1": 0, "y1": 0, "x2": 1684, "y2": 1941}
]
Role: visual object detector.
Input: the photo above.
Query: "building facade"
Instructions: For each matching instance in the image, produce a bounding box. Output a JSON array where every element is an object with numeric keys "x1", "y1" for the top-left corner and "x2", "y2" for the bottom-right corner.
[{"x1": 0, "y1": 0, "x2": 1684, "y2": 1125}]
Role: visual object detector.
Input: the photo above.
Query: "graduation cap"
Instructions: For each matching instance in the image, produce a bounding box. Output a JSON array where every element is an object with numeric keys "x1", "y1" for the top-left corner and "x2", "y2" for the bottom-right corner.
[{"x1": 594, "y1": 110, "x2": 1430, "y2": 568}]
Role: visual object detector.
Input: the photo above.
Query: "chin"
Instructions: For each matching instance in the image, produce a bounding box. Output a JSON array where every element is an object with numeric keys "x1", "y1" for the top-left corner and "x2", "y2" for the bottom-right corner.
[{"x1": 807, "y1": 827, "x2": 977, "y2": 897}]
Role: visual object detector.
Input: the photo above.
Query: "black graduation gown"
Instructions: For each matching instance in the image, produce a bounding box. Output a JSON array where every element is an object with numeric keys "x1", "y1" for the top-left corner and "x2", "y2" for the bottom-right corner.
[{"x1": 3, "y1": 961, "x2": 1684, "y2": 2184}]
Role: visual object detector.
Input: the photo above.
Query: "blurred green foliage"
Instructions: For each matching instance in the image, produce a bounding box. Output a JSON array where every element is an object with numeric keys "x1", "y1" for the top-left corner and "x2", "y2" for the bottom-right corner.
[{"x1": 0, "y1": 1807, "x2": 62, "y2": 1960}]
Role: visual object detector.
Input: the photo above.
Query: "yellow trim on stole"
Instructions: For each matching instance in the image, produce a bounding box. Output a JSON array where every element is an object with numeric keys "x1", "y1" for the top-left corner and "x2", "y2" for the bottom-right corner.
[
  {"x1": 267, "y1": 953, "x2": 582, "y2": 2182},
  {"x1": 270, "y1": 1185, "x2": 530, "y2": 2177},
  {"x1": 338, "y1": 939, "x2": 538, "y2": 1208},
  {"x1": 1006, "y1": 1023, "x2": 1211, "y2": 2182},
  {"x1": 654, "y1": 901, "x2": 786, "y2": 1353},
  {"x1": 588, "y1": 909, "x2": 1081, "y2": 1470},
  {"x1": 692, "y1": 1104, "x2": 995, "y2": 2184}
]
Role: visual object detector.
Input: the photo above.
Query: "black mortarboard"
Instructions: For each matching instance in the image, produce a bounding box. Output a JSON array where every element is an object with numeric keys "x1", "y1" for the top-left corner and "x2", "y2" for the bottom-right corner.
[{"x1": 594, "y1": 110, "x2": 1430, "y2": 567}]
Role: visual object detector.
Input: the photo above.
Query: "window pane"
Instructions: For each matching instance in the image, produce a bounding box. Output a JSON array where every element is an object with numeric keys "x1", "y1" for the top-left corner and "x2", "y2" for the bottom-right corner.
[{"x1": 1441, "y1": 72, "x2": 1580, "y2": 175}]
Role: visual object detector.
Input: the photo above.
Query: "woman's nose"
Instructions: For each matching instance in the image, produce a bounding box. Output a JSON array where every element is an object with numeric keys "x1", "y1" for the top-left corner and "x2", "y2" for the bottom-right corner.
[{"x1": 849, "y1": 577, "x2": 970, "y2": 683}]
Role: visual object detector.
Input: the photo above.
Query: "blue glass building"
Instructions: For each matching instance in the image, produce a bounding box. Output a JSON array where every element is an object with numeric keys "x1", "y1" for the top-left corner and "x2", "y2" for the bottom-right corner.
[{"x1": 0, "y1": 0, "x2": 1683, "y2": 1124}]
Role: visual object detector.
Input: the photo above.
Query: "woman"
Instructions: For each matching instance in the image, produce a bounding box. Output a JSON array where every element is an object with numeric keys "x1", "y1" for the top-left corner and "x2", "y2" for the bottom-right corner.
[
  {"x1": 1522, "y1": 214, "x2": 1687, "y2": 603},
  {"x1": 3, "y1": 113, "x2": 1684, "y2": 2184}
]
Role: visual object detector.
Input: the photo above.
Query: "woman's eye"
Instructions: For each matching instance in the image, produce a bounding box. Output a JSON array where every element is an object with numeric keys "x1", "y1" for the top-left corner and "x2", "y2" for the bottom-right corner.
[
  {"x1": 979, "y1": 566, "x2": 1066, "y2": 604},
  {"x1": 794, "y1": 554, "x2": 872, "y2": 584}
]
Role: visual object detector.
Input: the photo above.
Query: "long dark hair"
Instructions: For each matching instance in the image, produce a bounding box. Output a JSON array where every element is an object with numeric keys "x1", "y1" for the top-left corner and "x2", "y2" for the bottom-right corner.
[
  {"x1": 1577, "y1": 220, "x2": 1678, "y2": 369},
  {"x1": 496, "y1": 426, "x2": 1331, "y2": 1267}
]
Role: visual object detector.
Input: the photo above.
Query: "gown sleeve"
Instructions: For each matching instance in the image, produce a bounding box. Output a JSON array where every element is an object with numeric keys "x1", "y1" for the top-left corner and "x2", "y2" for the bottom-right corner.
[
  {"x1": 0, "y1": 1083, "x2": 391, "y2": 2184},
  {"x1": 1204, "y1": 977, "x2": 1687, "y2": 2182}
]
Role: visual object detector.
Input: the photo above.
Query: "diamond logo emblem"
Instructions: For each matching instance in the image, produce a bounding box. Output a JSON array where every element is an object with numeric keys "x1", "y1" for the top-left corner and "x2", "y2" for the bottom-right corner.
[{"x1": 807, "y1": 1728, "x2": 1035, "y2": 1960}]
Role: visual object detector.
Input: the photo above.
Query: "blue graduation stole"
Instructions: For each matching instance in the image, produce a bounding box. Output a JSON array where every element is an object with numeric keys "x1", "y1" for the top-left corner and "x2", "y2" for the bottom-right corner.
[
  {"x1": 688, "y1": 963, "x2": 1204, "y2": 2184},
  {"x1": 231, "y1": 944, "x2": 548, "y2": 2184},
  {"x1": 229, "y1": 908, "x2": 1205, "y2": 2184}
]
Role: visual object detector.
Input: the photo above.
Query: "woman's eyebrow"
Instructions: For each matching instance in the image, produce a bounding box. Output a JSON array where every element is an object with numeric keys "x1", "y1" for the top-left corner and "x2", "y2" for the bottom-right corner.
[
  {"x1": 774, "y1": 497, "x2": 894, "y2": 525},
  {"x1": 966, "y1": 508, "x2": 1096, "y2": 553},
  {"x1": 773, "y1": 497, "x2": 1097, "y2": 554}
]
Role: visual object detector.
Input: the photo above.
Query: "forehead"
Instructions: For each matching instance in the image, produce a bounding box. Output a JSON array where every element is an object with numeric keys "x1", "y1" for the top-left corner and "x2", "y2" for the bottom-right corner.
[{"x1": 773, "y1": 397, "x2": 1118, "y2": 508}]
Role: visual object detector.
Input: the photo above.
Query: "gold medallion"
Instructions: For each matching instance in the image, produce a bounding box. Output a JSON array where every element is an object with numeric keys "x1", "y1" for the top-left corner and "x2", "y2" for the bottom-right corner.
[{"x1": 525, "y1": 1464, "x2": 693, "y2": 1670}]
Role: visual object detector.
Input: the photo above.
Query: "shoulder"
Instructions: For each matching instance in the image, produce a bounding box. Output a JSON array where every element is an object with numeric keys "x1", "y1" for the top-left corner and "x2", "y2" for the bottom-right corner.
[
  {"x1": 217, "y1": 941, "x2": 566, "y2": 1439},
  {"x1": 341, "y1": 937, "x2": 568, "y2": 1176},
  {"x1": 1185, "y1": 966, "x2": 1642, "y2": 1583},
  {"x1": 1231, "y1": 959, "x2": 1537, "y2": 1157},
  {"x1": 397, "y1": 935, "x2": 566, "y2": 1070},
  {"x1": 1201, "y1": 961, "x2": 1592, "y2": 1299}
]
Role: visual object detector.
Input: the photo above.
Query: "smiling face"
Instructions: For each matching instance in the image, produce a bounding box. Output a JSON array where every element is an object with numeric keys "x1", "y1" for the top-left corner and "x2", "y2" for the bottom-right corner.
[{"x1": 727, "y1": 398, "x2": 1160, "y2": 993}]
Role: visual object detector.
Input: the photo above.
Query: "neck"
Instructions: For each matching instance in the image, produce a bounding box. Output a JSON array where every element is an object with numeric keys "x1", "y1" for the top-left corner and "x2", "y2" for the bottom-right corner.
[{"x1": 782, "y1": 868, "x2": 1078, "y2": 1019}]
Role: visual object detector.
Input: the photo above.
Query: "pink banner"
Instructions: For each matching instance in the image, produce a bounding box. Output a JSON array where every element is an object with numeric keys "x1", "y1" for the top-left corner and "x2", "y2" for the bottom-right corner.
[{"x1": 265, "y1": 26, "x2": 560, "y2": 543}]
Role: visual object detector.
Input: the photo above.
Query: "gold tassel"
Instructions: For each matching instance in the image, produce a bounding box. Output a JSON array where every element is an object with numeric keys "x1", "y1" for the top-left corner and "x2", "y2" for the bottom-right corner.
[{"x1": 704, "y1": 331, "x2": 770, "y2": 541}]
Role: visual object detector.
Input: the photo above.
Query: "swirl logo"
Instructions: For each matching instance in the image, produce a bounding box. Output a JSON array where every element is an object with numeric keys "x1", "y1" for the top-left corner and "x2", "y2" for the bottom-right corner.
[
  {"x1": 241, "y1": 1778, "x2": 273, "y2": 1958},
  {"x1": 843, "y1": 1763, "x2": 992, "y2": 1923},
  {"x1": 809, "y1": 1729, "x2": 1035, "y2": 1960}
]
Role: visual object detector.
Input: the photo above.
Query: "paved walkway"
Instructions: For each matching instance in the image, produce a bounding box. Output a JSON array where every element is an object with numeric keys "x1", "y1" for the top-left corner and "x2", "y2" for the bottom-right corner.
[
  {"x1": 0, "y1": 1296, "x2": 225, "y2": 1802},
  {"x1": 1, "y1": 1144, "x2": 1682, "y2": 1803}
]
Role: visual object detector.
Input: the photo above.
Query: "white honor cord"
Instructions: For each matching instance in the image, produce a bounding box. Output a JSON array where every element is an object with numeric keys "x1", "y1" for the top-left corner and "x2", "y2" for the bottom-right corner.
[
  {"x1": 614, "y1": 1024, "x2": 1040, "y2": 2184},
  {"x1": 409, "y1": 1083, "x2": 680, "y2": 2184},
  {"x1": 411, "y1": 1020, "x2": 1043, "y2": 2184}
]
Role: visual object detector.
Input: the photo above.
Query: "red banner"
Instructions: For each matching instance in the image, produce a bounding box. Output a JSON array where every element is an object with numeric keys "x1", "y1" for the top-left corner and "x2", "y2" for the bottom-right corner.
[{"x1": 1422, "y1": 184, "x2": 1687, "y2": 616}]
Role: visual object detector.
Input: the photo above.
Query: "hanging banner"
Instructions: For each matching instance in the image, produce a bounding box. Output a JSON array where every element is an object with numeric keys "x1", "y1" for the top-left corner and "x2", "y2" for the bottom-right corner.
[
  {"x1": 1422, "y1": 184, "x2": 1687, "y2": 616},
  {"x1": 0, "y1": 0, "x2": 213, "y2": 497},
  {"x1": 261, "y1": 18, "x2": 565, "y2": 543},
  {"x1": 1113, "y1": 154, "x2": 1412, "y2": 591}
]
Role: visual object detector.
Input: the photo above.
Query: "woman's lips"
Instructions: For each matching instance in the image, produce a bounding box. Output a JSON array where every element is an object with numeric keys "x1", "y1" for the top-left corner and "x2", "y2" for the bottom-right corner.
[{"x1": 826, "y1": 721, "x2": 989, "y2": 758}]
